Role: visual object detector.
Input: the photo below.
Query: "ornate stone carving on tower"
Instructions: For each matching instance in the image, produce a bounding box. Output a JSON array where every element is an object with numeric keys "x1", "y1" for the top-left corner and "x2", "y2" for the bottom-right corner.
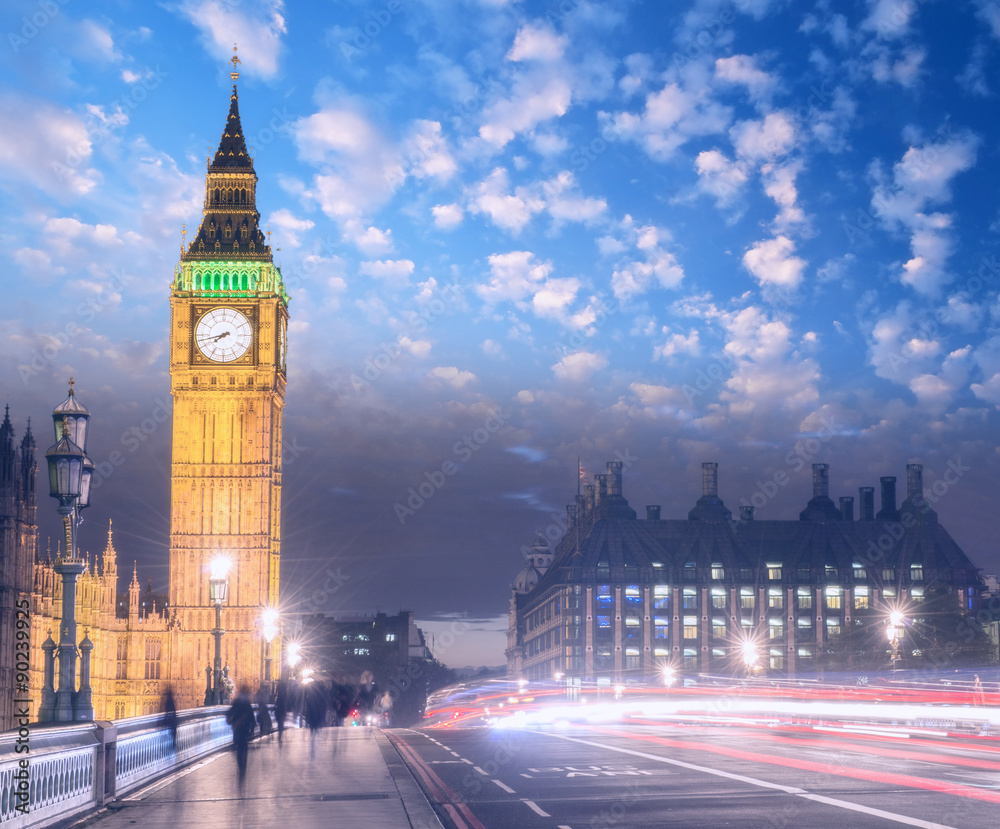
[{"x1": 169, "y1": 48, "x2": 289, "y2": 707}]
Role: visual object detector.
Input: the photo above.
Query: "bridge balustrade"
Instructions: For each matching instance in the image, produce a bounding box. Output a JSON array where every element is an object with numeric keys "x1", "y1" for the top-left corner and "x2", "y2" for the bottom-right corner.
[{"x1": 0, "y1": 707, "x2": 232, "y2": 828}]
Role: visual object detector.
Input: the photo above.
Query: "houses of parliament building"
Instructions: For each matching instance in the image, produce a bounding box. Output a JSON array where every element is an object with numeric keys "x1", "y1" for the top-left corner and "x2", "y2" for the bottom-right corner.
[{"x1": 0, "y1": 55, "x2": 288, "y2": 730}]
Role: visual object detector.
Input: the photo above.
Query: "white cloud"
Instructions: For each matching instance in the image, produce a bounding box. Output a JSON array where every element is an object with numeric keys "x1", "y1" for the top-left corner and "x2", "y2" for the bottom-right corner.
[
  {"x1": 399, "y1": 337, "x2": 432, "y2": 359},
  {"x1": 538, "y1": 171, "x2": 607, "y2": 226},
  {"x1": 730, "y1": 111, "x2": 796, "y2": 161},
  {"x1": 762, "y1": 161, "x2": 806, "y2": 231},
  {"x1": 294, "y1": 105, "x2": 404, "y2": 219},
  {"x1": 532, "y1": 277, "x2": 581, "y2": 323},
  {"x1": 404, "y1": 120, "x2": 457, "y2": 182},
  {"x1": 478, "y1": 76, "x2": 573, "y2": 150},
  {"x1": 715, "y1": 55, "x2": 776, "y2": 104},
  {"x1": 862, "y1": 0, "x2": 916, "y2": 40},
  {"x1": 656, "y1": 329, "x2": 701, "y2": 360},
  {"x1": 467, "y1": 168, "x2": 544, "y2": 235},
  {"x1": 432, "y1": 203, "x2": 464, "y2": 230},
  {"x1": 0, "y1": 95, "x2": 98, "y2": 196},
  {"x1": 609, "y1": 79, "x2": 732, "y2": 160},
  {"x1": 694, "y1": 149, "x2": 749, "y2": 208},
  {"x1": 871, "y1": 131, "x2": 979, "y2": 295},
  {"x1": 506, "y1": 23, "x2": 569, "y2": 62},
  {"x1": 427, "y1": 366, "x2": 476, "y2": 388},
  {"x1": 267, "y1": 208, "x2": 314, "y2": 248},
  {"x1": 358, "y1": 259, "x2": 415, "y2": 287},
  {"x1": 478, "y1": 251, "x2": 552, "y2": 304},
  {"x1": 742, "y1": 235, "x2": 806, "y2": 290},
  {"x1": 345, "y1": 221, "x2": 394, "y2": 255},
  {"x1": 552, "y1": 350, "x2": 608, "y2": 382},
  {"x1": 609, "y1": 220, "x2": 685, "y2": 301},
  {"x1": 177, "y1": 0, "x2": 287, "y2": 78}
]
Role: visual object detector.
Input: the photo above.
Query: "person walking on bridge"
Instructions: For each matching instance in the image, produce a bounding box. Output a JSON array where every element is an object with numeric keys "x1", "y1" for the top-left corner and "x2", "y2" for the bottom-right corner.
[{"x1": 226, "y1": 686, "x2": 255, "y2": 790}]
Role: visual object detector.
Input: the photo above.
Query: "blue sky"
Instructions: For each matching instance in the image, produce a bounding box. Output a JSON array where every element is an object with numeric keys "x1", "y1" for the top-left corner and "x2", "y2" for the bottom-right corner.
[{"x1": 2, "y1": 0, "x2": 1000, "y2": 668}]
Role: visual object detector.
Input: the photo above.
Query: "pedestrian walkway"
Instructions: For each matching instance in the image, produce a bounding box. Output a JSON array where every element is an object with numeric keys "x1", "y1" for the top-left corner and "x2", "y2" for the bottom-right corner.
[{"x1": 65, "y1": 728, "x2": 443, "y2": 829}]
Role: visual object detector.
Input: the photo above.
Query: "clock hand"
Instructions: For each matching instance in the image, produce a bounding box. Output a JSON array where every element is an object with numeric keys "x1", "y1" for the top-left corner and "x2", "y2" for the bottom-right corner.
[{"x1": 198, "y1": 331, "x2": 231, "y2": 343}]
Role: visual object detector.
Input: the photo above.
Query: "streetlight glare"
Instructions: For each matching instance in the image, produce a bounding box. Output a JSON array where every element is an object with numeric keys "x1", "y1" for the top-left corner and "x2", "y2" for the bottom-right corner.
[
  {"x1": 209, "y1": 556, "x2": 231, "y2": 581},
  {"x1": 889, "y1": 610, "x2": 904, "y2": 628}
]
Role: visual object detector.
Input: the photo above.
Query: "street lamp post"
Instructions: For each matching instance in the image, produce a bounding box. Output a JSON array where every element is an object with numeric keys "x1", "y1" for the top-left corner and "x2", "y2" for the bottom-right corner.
[
  {"x1": 261, "y1": 607, "x2": 279, "y2": 699},
  {"x1": 742, "y1": 640, "x2": 760, "y2": 678},
  {"x1": 886, "y1": 610, "x2": 904, "y2": 675},
  {"x1": 40, "y1": 380, "x2": 95, "y2": 723},
  {"x1": 205, "y1": 556, "x2": 231, "y2": 706}
]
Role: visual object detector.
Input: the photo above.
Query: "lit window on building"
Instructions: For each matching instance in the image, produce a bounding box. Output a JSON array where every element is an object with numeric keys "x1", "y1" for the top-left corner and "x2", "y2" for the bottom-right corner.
[
  {"x1": 682, "y1": 588, "x2": 698, "y2": 609},
  {"x1": 825, "y1": 565, "x2": 838, "y2": 578},
  {"x1": 797, "y1": 617, "x2": 812, "y2": 629},
  {"x1": 683, "y1": 616, "x2": 698, "y2": 638},
  {"x1": 740, "y1": 568, "x2": 754, "y2": 581},
  {"x1": 654, "y1": 647, "x2": 670, "y2": 657},
  {"x1": 625, "y1": 586, "x2": 642, "y2": 608},
  {"x1": 883, "y1": 586, "x2": 897, "y2": 598},
  {"x1": 653, "y1": 585, "x2": 671, "y2": 610},
  {"x1": 683, "y1": 561, "x2": 697, "y2": 581},
  {"x1": 769, "y1": 648, "x2": 784, "y2": 670},
  {"x1": 711, "y1": 564, "x2": 725, "y2": 580},
  {"x1": 825, "y1": 618, "x2": 841, "y2": 636},
  {"x1": 740, "y1": 587, "x2": 754, "y2": 609},
  {"x1": 767, "y1": 564, "x2": 782, "y2": 580},
  {"x1": 798, "y1": 646, "x2": 814, "y2": 659},
  {"x1": 682, "y1": 648, "x2": 697, "y2": 668},
  {"x1": 882, "y1": 568, "x2": 896, "y2": 582},
  {"x1": 768, "y1": 620, "x2": 783, "y2": 639},
  {"x1": 768, "y1": 588, "x2": 783, "y2": 609},
  {"x1": 625, "y1": 648, "x2": 640, "y2": 670},
  {"x1": 597, "y1": 615, "x2": 611, "y2": 629},
  {"x1": 910, "y1": 564, "x2": 924, "y2": 581},
  {"x1": 354, "y1": 647, "x2": 369, "y2": 656},
  {"x1": 854, "y1": 586, "x2": 869, "y2": 609},
  {"x1": 825, "y1": 587, "x2": 842, "y2": 609},
  {"x1": 712, "y1": 618, "x2": 726, "y2": 639},
  {"x1": 625, "y1": 616, "x2": 641, "y2": 627},
  {"x1": 711, "y1": 588, "x2": 727, "y2": 609},
  {"x1": 385, "y1": 633, "x2": 396, "y2": 642},
  {"x1": 596, "y1": 587, "x2": 613, "y2": 610},
  {"x1": 911, "y1": 587, "x2": 924, "y2": 602}
]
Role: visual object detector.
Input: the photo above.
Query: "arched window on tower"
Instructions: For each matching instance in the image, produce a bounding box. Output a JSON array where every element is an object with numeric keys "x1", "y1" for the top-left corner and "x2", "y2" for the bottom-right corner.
[{"x1": 213, "y1": 188, "x2": 221, "y2": 205}]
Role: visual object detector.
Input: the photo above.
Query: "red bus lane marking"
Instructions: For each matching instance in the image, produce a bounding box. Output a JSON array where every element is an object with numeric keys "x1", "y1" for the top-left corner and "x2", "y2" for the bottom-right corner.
[
  {"x1": 594, "y1": 726, "x2": 1000, "y2": 805},
  {"x1": 388, "y1": 734, "x2": 489, "y2": 829}
]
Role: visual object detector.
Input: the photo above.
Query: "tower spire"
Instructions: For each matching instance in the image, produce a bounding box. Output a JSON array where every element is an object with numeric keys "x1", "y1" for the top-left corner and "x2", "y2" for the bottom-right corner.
[{"x1": 181, "y1": 45, "x2": 270, "y2": 264}]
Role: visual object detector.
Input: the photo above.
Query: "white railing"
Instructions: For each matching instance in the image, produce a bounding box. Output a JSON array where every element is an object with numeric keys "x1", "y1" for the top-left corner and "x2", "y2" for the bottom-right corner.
[{"x1": 0, "y1": 708, "x2": 233, "y2": 829}]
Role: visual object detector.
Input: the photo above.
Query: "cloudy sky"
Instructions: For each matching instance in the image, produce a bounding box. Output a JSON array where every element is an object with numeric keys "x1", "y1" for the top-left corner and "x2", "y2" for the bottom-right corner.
[{"x1": 2, "y1": 0, "x2": 1000, "y2": 669}]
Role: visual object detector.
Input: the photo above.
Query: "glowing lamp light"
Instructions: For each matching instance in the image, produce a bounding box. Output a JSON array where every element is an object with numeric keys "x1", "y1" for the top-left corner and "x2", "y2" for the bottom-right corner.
[
  {"x1": 261, "y1": 607, "x2": 279, "y2": 642},
  {"x1": 742, "y1": 641, "x2": 759, "y2": 666},
  {"x1": 287, "y1": 641, "x2": 301, "y2": 668},
  {"x1": 662, "y1": 666, "x2": 677, "y2": 687},
  {"x1": 208, "y1": 556, "x2": 230, "y2": 604},
  {"x1": 889, "y1": 610, "x2": 904, "y2": 628}
]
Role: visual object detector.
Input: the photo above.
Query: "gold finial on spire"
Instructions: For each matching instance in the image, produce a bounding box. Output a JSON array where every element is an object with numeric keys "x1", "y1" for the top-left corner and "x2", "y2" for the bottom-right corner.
[{"x1": 230, "y1": 43, "x2": 241, "y2": 81}]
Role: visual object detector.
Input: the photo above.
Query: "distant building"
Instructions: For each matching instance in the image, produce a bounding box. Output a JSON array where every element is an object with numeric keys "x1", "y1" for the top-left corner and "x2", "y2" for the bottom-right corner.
[
  {"x1": 507, "y1": 460, "x2": 986, "y2": 681},
  {"x1": 297, "y1": 611, "x2": 432, "y2": 681}
]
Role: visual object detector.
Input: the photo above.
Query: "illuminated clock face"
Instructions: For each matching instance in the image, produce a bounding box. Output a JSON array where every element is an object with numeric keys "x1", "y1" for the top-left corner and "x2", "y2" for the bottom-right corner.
[{"x1": 196, "y1": 307, "x2": 253, "y2": 362}]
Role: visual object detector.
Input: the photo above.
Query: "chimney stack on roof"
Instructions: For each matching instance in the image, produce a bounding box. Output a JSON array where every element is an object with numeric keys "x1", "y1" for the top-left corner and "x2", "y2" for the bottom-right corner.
[
  {"x1": 606, "y1": 461, "x2": 623, "y2": 497},
  {"x1": 839, "y1": 496, "x2": 854, "y2": 521},
  {"x1": 594, "y1": 473, "x2": 607, "y2": 507},
  {"x1": 584, "y1": 483, "x2": 595, "y2": 513},
  {"x1": 646, "y1": 505, "x2": 661, "y2": 520},
  {"x1": 812, "y1": 463, "x2": 830, "y2": 498},
  {"x1": 906, "y1": 463, "x2": 923, "y2": 501},
  {"x1": 740, "y1": 505, "x2": 755, "y2": 520},
  {"x1": 859, "y1": 486, "x2": 875, "y2": 520},
  {"x1": 876, "y1": 476, "x2": 899, "y2": 521},
  {"x1": 702, "y1": 462, "x2": 718, "y2": 498}
]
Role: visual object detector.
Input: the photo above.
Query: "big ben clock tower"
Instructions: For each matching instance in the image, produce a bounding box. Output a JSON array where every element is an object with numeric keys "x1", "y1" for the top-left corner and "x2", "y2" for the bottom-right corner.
[{"x1": 169, "y1": 51, "x2": 288, "y2": 707}]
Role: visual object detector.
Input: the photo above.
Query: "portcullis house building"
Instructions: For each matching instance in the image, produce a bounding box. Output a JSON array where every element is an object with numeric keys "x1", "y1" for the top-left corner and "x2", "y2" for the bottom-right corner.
[{"x1": 506, "y1": 461, "x2": 986, "y2": 681}]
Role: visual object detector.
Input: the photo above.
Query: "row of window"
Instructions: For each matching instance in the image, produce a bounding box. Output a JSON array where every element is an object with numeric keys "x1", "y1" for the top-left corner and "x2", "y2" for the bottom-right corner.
[{"x1": 601, "y1": 563, "x2": 933, "y2": 582}]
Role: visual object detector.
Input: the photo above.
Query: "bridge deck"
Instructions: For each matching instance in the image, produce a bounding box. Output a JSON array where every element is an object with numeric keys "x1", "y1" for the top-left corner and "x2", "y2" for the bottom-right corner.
[{"x1": 67, "y1": 727, "x2": 442, "y2": 829}]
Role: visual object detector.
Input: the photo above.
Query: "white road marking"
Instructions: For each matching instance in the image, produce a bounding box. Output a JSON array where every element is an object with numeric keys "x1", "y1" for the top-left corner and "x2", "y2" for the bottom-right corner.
[
  {"x1": 539, "y1": 732, "x2": 959, "y2": 829},
  {"x1": 522, "y1": 799, "x2": 550, "y2": 817},
  {"x1": 473, "y1": 765, "x2": 488, "y2": 775},
  {"x1": 461, "y1": 758, "x2": 474, "y2": 764},
  {"x1": 493, "y1": 779, "x2": 516, "y2": 794},
  {"x1": 520, "y1": 772, "x2": 534, "y2": 778}
]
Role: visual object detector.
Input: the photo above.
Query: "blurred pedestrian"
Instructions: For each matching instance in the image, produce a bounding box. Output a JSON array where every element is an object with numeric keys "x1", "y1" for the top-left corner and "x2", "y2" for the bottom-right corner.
[
  {"x1": 162, "y1": 687, "x2": 178, "y2": 750},
  {"x1": 274, "y1": 680, "x2": 289, "y2": 746},
  {"x1": 256, "y1": 686, "x2": 273, "y2": 740},
  {"x1": 303, "y1": 680, "x2": 327, "y2": 759},
  {"x1": 226, "y1": 686, "x2": 255, "y2": 790}
]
